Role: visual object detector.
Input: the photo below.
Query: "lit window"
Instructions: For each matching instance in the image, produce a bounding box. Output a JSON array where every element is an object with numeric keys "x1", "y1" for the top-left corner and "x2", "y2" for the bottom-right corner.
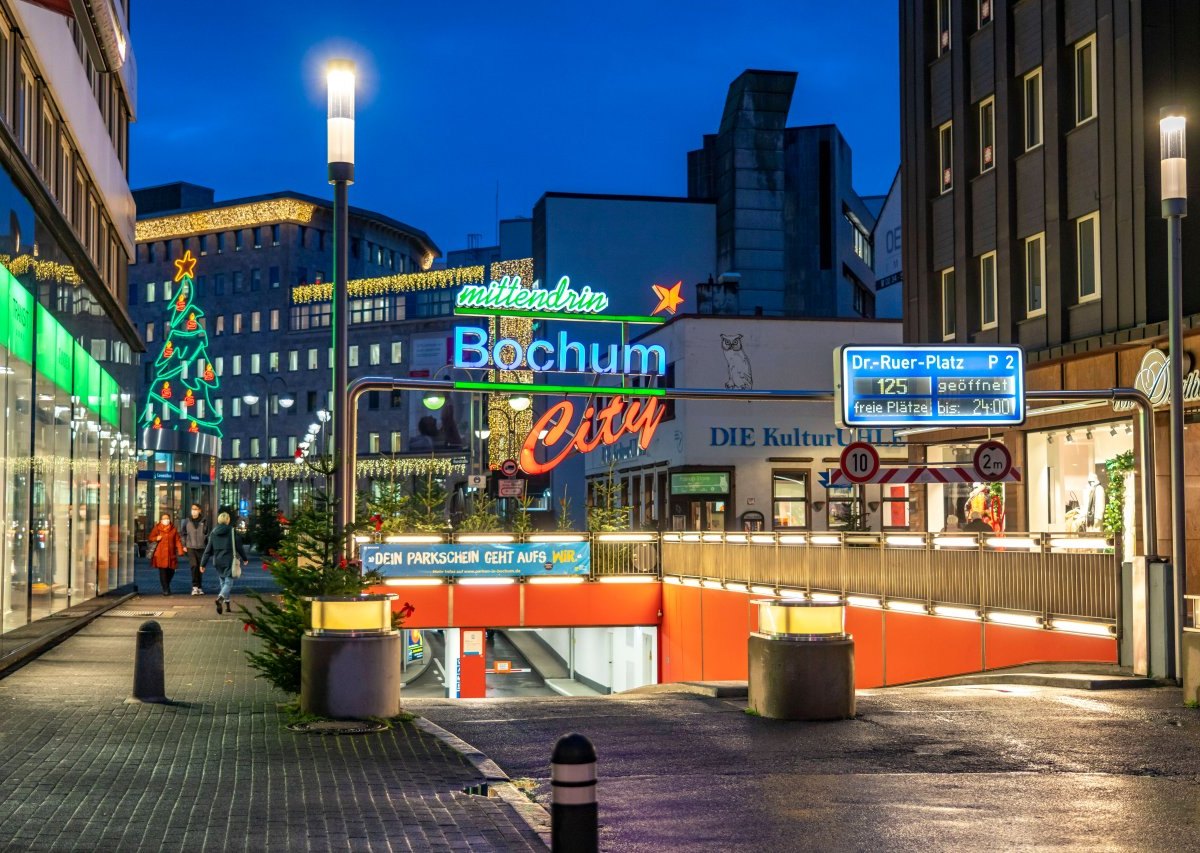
[
  {"x1": 231, "y1": 438, "x2": 240, "y2": 458},
  {"x1": 391, "y1": 431, "x2": 403, "y2": 452},
  {"x1": 1024, "y1": 68, "x2": 1043, "y2": 150},
  {"x1": 349, "y1": 345, "x2": 359, "y2": 367},
  {"x1": 145, "y1": 323, "x2": 154, "y2": 343},
  {"x1": 268, "y1": 352, "x2": 279, "y2": 373},
  {"x1": 1025, "y1": 233, "x2": 1045, "y2": 316},
  {"x1": 216, "y1": 233, "x2": 224, "y2": 254},
  {"x1": 271, "y1": 224, "x2": 280, "y2": 246},
  {"x1": 146, "y1": 281, "x2": 155, "y2": 303},
  {"x1": 251, "y1": 311, "x2": 261, "y2": 332},
  {"x1": 939, "y1": 122, "x2": 953, "y2": 192},
  {"x1": 232, "y1": 355, "x2": 242, "y2": 376},
  {"x1": 233, "y1": 314, "x2": 243, "y2": 334},
  {"x1": 978, "y1": 0, "x2": 992, "y2": 27},
  {"x1": 1075, "y1": 36, "x2": 1096, "y2": 125},
  {"x1": 979, "y1": 97, "x2": 995, "y2": 172},
  {"x1": 232, "y1": 397, "x2": 241, "y2": 417},
  {"x1": 215, "y1": 315, "x2": 224, "y2": 336},
  {"x1": 391, "y1": 341, "x2": 402, "y2": 364},
  {"x1": 270, "y1": 309, "x2": 279, "y2": 331},
  {"x1": 941, "y1": 267, "x2": 956, "y2": 341},
  {"x1": 979, "y1": 251, "x2": 997, "y2": 329},
  {"x1": 368, "y1": 432, "x2": 380, "y2": 453},
  {"x1": 253, "y1": 227, "x2": 262, "y2": 249},
  {"x1": 369, "y1": 343, "x2": 381, "y2": 366},
  {"x1": 288, "y1": 350, "x2": 299, "y2": 372},
  {"x1": 772, "y1": 471, "x2": 808, "y2": 529},
  {"x1": 269, "y1": 437, "x2": 278, "y2": 458},
  {"x1": 936, "y1": 0, "x2": 951, "y2": 55},
  {"x1": 1076, "y1": 212, "x2": 1100, "y2": 302},
  {"x1": 235, "y1": 230, "x2": 243, "y2": 251},
  {"x1": 846, "y1": 214, "x2": 872, "y2": 265},
  {"x1": 308, "y1": 348, "x2": 318, "y2": 370},
  {"x1": 250, "y1": 353, "x2": 261, "y2": 374}
]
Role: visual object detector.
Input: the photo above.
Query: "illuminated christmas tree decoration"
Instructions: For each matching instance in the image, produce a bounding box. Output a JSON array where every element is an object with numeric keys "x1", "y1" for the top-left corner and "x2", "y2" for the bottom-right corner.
[{"x1": 141, "y1": 254, "x2": 224, "y2": 438}]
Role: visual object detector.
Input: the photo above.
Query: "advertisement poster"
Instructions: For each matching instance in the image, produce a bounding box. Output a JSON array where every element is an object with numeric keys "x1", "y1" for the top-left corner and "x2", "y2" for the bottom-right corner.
[{"x1": 360, "y1": 541, "x2": 590, "y2": 577}]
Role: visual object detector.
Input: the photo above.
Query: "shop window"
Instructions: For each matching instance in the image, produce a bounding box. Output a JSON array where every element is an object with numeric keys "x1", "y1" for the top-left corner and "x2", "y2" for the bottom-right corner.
[
  {"x1": 771, "y1": 471, "x2": 808, "y2": 529},
  {"x1": 1024, "y1": 68, "x2": 1043, "y2": 151},
  {"x1": 940, "y1": 268, "x2": 956, "y2": 341},
  {"x1": 979, "y1": 251, "x2": 997, "y2": 329},
  {"x1": 925, "y1": 443, "x2": 985, "y2": 532},
  {"x1": 1025, "y1": 233, "x2": 1046, "y2": 316},
  {"x1": 938, "y1": 121, "x2": 953, "y2": 193},
  {"x1": 1075, "y1": 35, "x2": 1096, "y2": 125},
  {"x1": 1076, "y1": 212, "x2": 1100, "y2": 302},
  {"x1": 826, "y1": 485, "x2": 864, "y2": 531},
  {"x1": 1026, "y1": 423, "x2": 1134, "y2": 535},
  {"x1": 978, "y1": 97, "x2": 995, "y2": 172},
  {"x1": 881, "y1": 485, "x2": 910, "y2": 529}
]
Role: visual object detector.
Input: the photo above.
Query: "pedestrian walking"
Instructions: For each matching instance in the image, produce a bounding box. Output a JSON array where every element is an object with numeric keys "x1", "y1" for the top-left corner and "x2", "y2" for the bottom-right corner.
[
  {"x1": 180, "y1": 503, "x2": 210, "y2": 596},
  {"x1": 200, "y1": 511, "x2": 249, "y2": 615},
  {"x1": 147, "y1": 512, "x2": 185, "y2": 596}
]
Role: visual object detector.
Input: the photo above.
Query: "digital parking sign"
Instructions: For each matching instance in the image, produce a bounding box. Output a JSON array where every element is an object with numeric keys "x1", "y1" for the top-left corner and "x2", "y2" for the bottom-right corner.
[{"x1": 834, "y1": 345, "x2": 1025, "y2": 428}]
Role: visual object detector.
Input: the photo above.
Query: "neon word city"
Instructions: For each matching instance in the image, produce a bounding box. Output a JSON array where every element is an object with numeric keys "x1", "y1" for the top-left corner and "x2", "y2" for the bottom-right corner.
[
  {"x1": 520, "y1": 397, "x2": 666, "y2": 476},
  {"x1": 456, "y1": 275, "x2": 609, "y2": 315},
  {"x1": 454, "y1": 327, "x2": 667, "y2": 376}
]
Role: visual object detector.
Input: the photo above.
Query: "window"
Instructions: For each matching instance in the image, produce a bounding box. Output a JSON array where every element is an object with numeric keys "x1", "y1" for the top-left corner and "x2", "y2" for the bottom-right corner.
[
  {"x1": 234, "y1": 230, "x2": 243, "y2": 251},
  {"x1": 250, "y1": 438, "x2": 260, "y2": 458},
  {"x1": 268, "y1": 352, "x2": 279, "y2": 373},
  {"x1": 269, "y1": 266, "x2": 280, "y2": 289},
  {"x1": 772, "y1": 472, "x2": 808, "y2": 529},
  {"x1": 1024, "y1": 68, "x2": 1043, "y2": 150},
  {"x1": 936, "y1": 0, "x2": 951, "y2": 55},
  {"x1": 1024, "y1": 233, "x2": 1046, "y2": 316},
  {"x1": 978, "y1": 0, "x2": 992, "y2": 27},
  {"x1": 163, "y1": 280, "x2": 173, "y2": 302},
  {"x1": 1075, "y1": 35, "x2": 1096, "y2": 125},
  {"x1": 390, "y1": 390, "x2": 403, "y2": 408},
  {"x1": 881, "y1": 485, "x2": 910, "y2": 529},
  {"x1": 288, "y1": 350, "x2": 299, "y2": 371},
  {"x1": 231, "y1": 438, "x2": 241, "y2": 458},
  {"x1": 391, "y1": 341, "x2": 402, "y2": 364},
  {"x1": 979, "y1": 97, "x2": 995, "y2": 172},
  {"x1": 368, "y1": 433, "x2": 380, "y2": 453},
  {"x1": 368, "y1": 391, "x2": 380, "y2": 411},
  {"x1": 847, "y1": 214, "x2": 872, "y2": 265},
  {"x1": 145, "y1": 322, "x2": 154, "y2": 343},
  {"x1": 307, "y1": 390, "x2": 318, "y2": 412},
  {"x1": 214, "y1": 273, "x2": 225, "y2": 295},
  {"x1": 253, "y1": 227, "x2": 262, "y2": 249},
  {"x1": 146, "y1": 281, "x2": 156, "y2": 303},
  {"x1": 826, "y1": 485, "x2": 863, "y2": 531},
  {"x1": 349, "y1": 345, "x2": 359, "y2": 367},
  {"x1": 269, "y1": 437, "x2": 278, "y2": 458},
  {"x1": 1076, "y1": 212, "x2": 1100, "y2": 302},
  {"x1": 233, "y1": 314, "x2": 243, "y2": 334},
  {"x1": 271, "y1": 224, "x2": 280, "y2": 246},
  {"x1": 232, "y1": 355, "x2": 242, "y2": 376},
  {"x1": 250, "y1": 353, "x2": 261, "y2": 374},
  {"x1": 198, "y1": 234, "x2": 207, "y2": 256},
  {"x1": 270, "y1": 309, "x2": 279, "y2": 330},
  {"x1": 232, "y1": 271, "x2": 244, "y2": 293},
  {"x1": 308, "y1": 348, "x2": 318, "y2": 370},
  {"x1": 979, "y1": 251, "x2": 997, "y2": 329},
  {"x1": 216, "y1": 233, "x2": 224, "y2": 254},
  {"x1": 369, "y1": 343, "x2": 381, "y2": 366},
  {"x1": 851, "y1": 277, "x2": 875, "y2": 319},
  {"x1": 939, "y1": 122, "x2": 953, "y2": 192},
  {"x1": 214, "y1": 356, "x2": 224, "y2": 376},
  {"x1": 391, "y1": 431, "x2": 403, "y2": 452},
  {"x1": 250, "y1": 269, "x2": 262, "y2": 291},
  {"x1": 232, "y1": 398, "x2": 242, "y2": 418},
  {"x1": 251, "y1": 311, "x2": 261, "y2": 332},
  {"x1": 941, "y1": 268, "x2": 956, "y2": 341},
  {"x1": 215, "y1": 315, "x2": 225, "y2": 336}
]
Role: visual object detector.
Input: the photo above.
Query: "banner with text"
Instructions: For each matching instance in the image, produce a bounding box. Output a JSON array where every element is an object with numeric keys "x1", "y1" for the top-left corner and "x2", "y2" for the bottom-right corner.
[{"x1": 360, "y1": 542, "x2": 591, "y2": 577}]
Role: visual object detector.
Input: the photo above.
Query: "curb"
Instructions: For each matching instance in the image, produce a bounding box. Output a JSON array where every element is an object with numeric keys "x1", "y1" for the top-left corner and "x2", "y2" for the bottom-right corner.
[
  {"x1": 0, "y1": 592, "x2": 137, "y2": 679},
  {"x1": 411, "y1": 716, "x2": 551, "y2": 848}
]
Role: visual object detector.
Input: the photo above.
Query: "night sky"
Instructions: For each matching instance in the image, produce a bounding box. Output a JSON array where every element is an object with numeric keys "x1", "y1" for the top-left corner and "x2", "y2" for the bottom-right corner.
[{"x1": 130, "y1": 0, "x2": 899, "y2": 255}]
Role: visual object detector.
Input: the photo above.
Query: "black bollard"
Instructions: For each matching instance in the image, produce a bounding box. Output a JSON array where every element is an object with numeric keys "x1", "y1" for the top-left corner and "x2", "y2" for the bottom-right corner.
[
  {"x1": 551, "y1": 732, "x2": 597, "y2": 853},
  {"x1": 131, "y1": 620, "x2": 167, "y2": 703}
]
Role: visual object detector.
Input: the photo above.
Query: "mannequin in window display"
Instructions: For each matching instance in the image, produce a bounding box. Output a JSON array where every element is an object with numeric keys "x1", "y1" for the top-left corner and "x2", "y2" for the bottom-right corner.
[{"x1": 1084, "y1": 472, "x2": 1106, "y2": 532}]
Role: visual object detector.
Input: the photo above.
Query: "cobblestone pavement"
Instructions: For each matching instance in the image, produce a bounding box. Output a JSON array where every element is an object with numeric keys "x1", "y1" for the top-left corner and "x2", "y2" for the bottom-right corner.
[{"x1": 0, "y1": 589, "x2": 545, "y2": 852}]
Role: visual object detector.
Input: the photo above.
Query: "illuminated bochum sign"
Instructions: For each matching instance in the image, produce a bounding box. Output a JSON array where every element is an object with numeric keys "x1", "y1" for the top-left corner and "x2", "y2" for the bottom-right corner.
[{"x1": 455, "y1": 327, "x2": 667, "y2": 376}]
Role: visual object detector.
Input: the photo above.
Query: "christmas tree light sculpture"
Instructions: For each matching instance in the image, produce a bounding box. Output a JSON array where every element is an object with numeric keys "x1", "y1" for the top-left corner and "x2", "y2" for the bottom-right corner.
[{"x1": 141, "y1": 249, "x2": 223, "y2": 437}]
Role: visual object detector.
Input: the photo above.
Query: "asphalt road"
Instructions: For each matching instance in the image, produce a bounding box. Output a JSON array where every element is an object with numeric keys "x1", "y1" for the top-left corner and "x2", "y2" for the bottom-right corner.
[
  {"x1": 408, "y1": 684, "x2": 1200, "y2": 852},
  {"x1": 403, "y1": 630, "x2": 554, "y2": 699}
]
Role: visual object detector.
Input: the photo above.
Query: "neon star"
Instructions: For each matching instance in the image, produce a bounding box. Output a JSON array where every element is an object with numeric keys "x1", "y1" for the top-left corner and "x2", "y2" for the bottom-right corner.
[
  {"x1": 651, "y1": 281, "x2": 685, "y2": 315},
  {"x1": 173, "y1": 249, "x2": 197, "y2": 282}
]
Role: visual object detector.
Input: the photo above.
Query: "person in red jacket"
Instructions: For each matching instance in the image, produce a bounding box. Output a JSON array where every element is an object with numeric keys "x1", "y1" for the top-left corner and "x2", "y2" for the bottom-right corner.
[{"x1": 147, "y1": 512, "x2": 186, "y2": 596}]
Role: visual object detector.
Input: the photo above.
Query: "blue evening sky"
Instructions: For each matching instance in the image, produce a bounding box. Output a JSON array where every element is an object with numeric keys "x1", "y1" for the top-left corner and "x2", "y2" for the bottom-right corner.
[{"x1": 129, "y1": 1, "x2": 898, "y2": 255}]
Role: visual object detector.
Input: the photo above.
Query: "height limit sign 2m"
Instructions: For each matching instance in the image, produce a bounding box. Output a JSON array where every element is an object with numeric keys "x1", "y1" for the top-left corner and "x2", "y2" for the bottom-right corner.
[{"x1": 834, "y1": 345, "x2": 1026, "y2": 429}]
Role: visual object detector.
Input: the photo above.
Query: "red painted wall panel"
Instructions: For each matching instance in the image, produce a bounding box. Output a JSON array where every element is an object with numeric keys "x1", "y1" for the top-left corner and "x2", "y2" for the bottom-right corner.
[
  {"x1": 454, "y1": 584, "x2": 521, "y2": 628},
  {"x1": 884, "y1": 611, "x2": 984, "y2": 685},
  {"x1": 845, "y1": 607, "x2": 885, "y2": 688},
  {"x1": 373, "y1": 584, "x2": 449, "y2": 629},
  {"x1": 984, "y1": 623, "x2": 1117, "y2": 669},
  {"x1": 523, "y1": 583, "x2": 660, "y2": 627},
  {"x1": 698, "y1": 588, "x2": 755, "y2": 680}
]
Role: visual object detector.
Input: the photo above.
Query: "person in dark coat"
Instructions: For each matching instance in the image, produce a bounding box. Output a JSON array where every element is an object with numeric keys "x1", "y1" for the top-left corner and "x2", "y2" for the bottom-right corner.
[
  {"x1": 147, "y1": 512, "x2": 185, "y2": 596},
  {"x1": 200, "y1": 511, "x2": 249, "y2": 614},
  {"x1": 180, "y1": 504, "x2": 210, "y2": 596}
]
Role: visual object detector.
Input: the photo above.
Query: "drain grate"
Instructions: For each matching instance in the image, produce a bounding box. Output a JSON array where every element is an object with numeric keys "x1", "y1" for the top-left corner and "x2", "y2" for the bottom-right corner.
[
  {"x1": 104, "y1": 610, "x2": 174, "y2": 618},
  {"x1": 287, "y1": 720, "x2": 388, "y2": 735}
]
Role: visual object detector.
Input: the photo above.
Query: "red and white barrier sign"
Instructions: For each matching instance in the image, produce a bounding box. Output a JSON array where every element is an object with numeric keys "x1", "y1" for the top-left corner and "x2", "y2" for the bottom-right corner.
[{"x1": 827, "y1": 465, "x2": 1022, "y2": 486}]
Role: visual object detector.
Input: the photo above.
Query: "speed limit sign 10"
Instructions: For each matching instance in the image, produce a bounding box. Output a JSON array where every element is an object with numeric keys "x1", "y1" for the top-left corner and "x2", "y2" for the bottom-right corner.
[
  {"x1": 839, "y1": 441, "x2": 880, "y2": 484},
  {"x1": 973, "y1": 440, "x2": 1013, "y2": 482}
]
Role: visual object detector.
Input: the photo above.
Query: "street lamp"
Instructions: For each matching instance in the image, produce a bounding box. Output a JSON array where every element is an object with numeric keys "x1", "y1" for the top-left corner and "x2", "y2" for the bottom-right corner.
[
  {"x1": 328, "y1": 58, "x2": 355, "y2": 548},
  {"x1": 422, "y1": 392, "x2": 446, "y2": 411},
  {"x1": 508, "y1": 394, "x2": 532, "y2": 412},
  {"x1": 1160, "y1": 106, "x2": 1187, "y2": 679},
  {"x1": 241, "y1": 374, "x2": 294, "y2": 465}
]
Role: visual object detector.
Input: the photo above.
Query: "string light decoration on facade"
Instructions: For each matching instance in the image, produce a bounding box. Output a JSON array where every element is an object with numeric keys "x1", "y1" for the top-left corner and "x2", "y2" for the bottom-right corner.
[
  {"x1": 140, "y1": 251, "x2": 223, "y2": 437},
  {"x1": 219, "y1": 456, "x2": 464, "y2": 481},
  {"x1": 0, "y1": 254, "x2": 82, "y2": 286},
  {"x1": 291, "y1": 265, "x2": 487, "y2": 303},
  {"x1": 484, "y1": 257, "x2": 536, "y2": 468},
  {"x1": 135, "y1": 198, "x2": 318, "y2": 242}
]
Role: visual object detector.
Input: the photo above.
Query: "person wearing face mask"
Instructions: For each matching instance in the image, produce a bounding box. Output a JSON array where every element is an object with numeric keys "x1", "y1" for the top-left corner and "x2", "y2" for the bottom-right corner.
[
  {"x1": 180, "y1": 503, "x2": 210, "y2": 596},
  {"x1": 147, "y1": 512, "x2": 186, "y2": 596},
  {"x1": 200, "y1": 511, "x2": 249, "y2": 615}
]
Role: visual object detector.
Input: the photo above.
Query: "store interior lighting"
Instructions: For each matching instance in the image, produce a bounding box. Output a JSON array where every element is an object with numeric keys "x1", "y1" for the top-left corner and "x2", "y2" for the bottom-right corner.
[
  {"x1": 1065, "y1": 432, "x2": 1074, "y2": 443},
  {"x1": 1110, "y1": 426, "x2": 1118, "y2": 437}
]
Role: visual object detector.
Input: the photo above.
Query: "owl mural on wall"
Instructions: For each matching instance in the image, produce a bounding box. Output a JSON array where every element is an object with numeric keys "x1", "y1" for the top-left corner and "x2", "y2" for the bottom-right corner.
[{"x1": 720, "y1": 333, "x2": 753, "y2": 390}]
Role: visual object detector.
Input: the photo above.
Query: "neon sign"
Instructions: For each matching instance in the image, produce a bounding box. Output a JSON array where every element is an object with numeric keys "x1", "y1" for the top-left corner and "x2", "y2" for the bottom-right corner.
[
  {"x1": 454, "y1": 327, "x2": 666, "y2": 376},
  {"x1": 456, "y1": 275, "x2": 609, "y2": 315},
  {"x1": 519, "y1": 397, "x2": 667, "y2": 475}
]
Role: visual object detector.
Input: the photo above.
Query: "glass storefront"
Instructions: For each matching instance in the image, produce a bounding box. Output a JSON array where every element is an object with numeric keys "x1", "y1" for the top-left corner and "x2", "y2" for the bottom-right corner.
[
  {"x1": 925, "y1": 443, "x2": 989, "y2": 532},
  {"x1": 1026, "y1": 421, "x2": 1134, "y2": 534}
]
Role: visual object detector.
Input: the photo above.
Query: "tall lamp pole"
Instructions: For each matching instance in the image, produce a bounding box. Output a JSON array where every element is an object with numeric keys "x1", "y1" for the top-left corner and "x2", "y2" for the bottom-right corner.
[
  {"x1": 327, "y1": 60, "x2": 355, "y2": 548},
  {"x1": 1160, "y1": 106, "x2": 1187, "y2": 679}
]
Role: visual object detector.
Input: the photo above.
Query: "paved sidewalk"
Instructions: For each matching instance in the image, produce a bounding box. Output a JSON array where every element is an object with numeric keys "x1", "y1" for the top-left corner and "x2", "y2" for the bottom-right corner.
[{"x1": 0, "y1": 591, "x2": 544, "y2": 852}]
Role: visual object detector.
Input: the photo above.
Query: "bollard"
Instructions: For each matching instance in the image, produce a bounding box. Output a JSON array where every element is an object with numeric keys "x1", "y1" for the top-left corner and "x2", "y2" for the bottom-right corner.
[
  {"x1": 551, "y1": 732, "x2": 597, "y2": 853},
  {"x1": 130, "y1": 620, "x2": 167, "y2": 703}
]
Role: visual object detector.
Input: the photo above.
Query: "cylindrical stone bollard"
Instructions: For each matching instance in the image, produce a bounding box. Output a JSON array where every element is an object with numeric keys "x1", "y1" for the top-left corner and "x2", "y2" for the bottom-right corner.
[
  {"x1": 551, "y1": 732, "x2": 597, "y2": 853},
  {"x1": 131, "y1": 620, "x2": 167, "y2": 703}
]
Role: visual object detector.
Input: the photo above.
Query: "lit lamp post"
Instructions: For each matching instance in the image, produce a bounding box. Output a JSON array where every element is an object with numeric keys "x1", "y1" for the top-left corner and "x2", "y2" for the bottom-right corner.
[
  {"x1": 327, "y1": 59, "x2": 355, "y2": 546},
  {"x1": 241, "y1": 374, "x2": 295, "y2": 469},
  {"x1": 1160, "y1": 106, "x2": 1187, "y2": 677}
]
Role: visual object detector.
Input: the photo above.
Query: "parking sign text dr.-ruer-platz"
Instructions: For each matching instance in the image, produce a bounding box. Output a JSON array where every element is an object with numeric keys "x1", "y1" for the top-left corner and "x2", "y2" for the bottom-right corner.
[{"x1": 834, "y1": 345, "x2": 1026, "y2": 428}]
